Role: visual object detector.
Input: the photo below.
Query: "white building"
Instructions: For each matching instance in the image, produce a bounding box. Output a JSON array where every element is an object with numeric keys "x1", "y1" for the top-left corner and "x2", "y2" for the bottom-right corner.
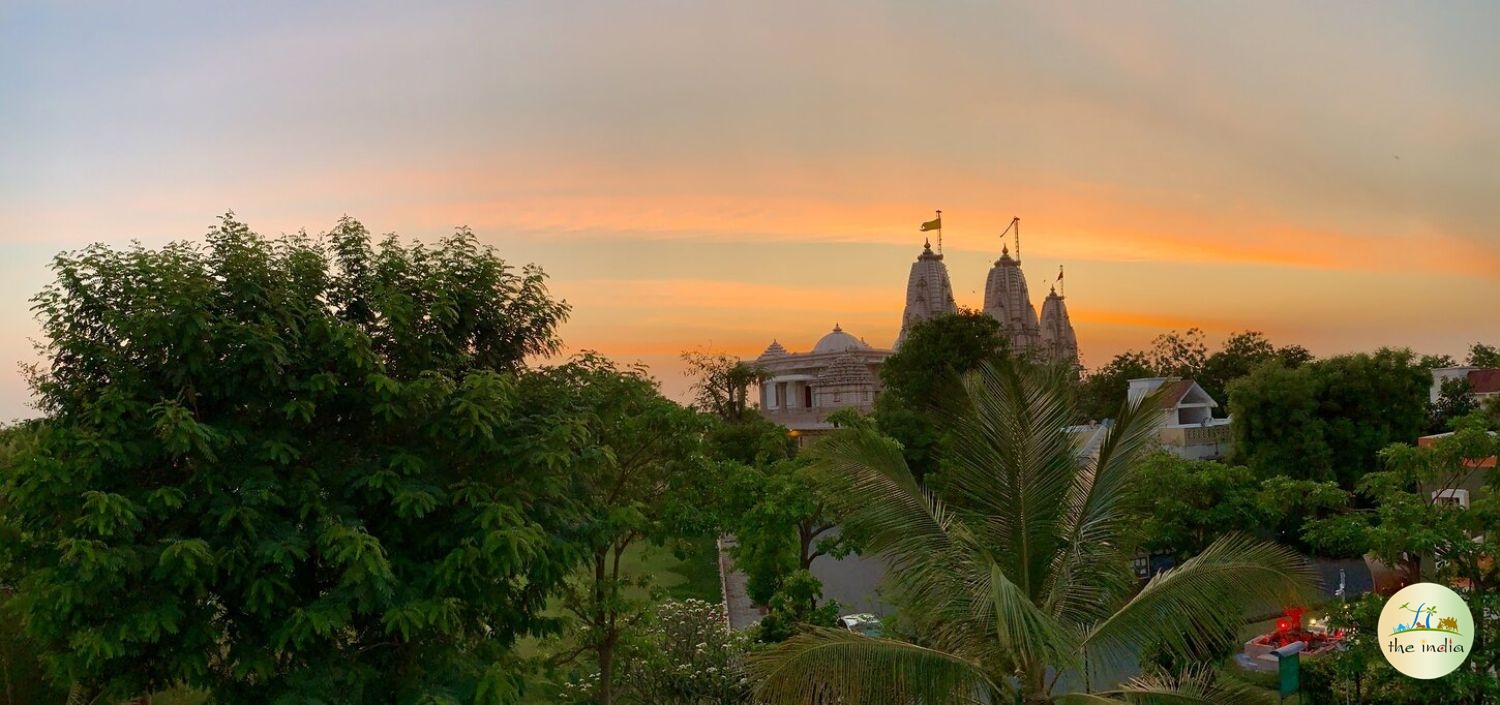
[
  {"x1": 757, "y1": 325, "x2": 891, "y2": 437},
  {"x1": 1127, "y1": 377, "x2": 1234, "y2": 460},
  {"x1": 1430, "y1": 367, "x2": 1500, "y2": 404}
]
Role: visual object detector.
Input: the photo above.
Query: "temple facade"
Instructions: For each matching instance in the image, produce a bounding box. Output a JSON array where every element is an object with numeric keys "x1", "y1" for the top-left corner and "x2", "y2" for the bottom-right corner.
[
  {"x1": 756, "y1": 324, "x2": 892, "y2": 437},
  {"x1": 755, "y1": 229, "x2": 1082, "y2": 436}
]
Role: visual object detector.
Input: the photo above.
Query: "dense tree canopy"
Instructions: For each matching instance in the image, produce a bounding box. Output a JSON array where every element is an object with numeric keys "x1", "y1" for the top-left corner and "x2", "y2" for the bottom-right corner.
[
  {"x1": 1302, "y1": 418, "x2": 1500, "y2": 702},
  {"x1": 3, "y1": 216, "x2": 580, "y2": 704},
  {"x1": 1124, "y1": 453, "x2": 1268, "y2": 560},
  {"x1": 1468, "y1": 342, "x2": 1500, "y2": 368},
  {"x1": 1229, "y1": 348, "x2": 1428, "y2": 487},
  {"x1": 873, "y1": 309, "x2": 1007, "y2": 481}
]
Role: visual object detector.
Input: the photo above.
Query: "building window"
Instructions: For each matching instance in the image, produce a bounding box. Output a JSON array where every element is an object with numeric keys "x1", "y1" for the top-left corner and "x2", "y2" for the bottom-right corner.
[{"x1": 804, "y1": 386, "x2": 814, "y2": 409}]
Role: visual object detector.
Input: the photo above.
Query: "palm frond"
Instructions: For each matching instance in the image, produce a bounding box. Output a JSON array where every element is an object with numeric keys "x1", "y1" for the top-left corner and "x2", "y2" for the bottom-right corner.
[
  {"x1": 981, "y1": 559, "x2": 1080, "y2": 671},
  {"x1": 1045, "y1": 385, "x2": 1168, "y2": 625},
  {"x1": 1082, "y1": 534, "x2": 1318, "y2": 686},
  {"x1": 939, "y1": 360, "x2": 1079, "y2": 596},
  {"x1": 805, "y1": 428, "x2": 955, "y2": 575},
  {"x1": 1096, "y1": 666, "x2": 1278, "y2": 705},
  {"x1": 746, "y1": 628, "x2": 1006, "y2": 705}
]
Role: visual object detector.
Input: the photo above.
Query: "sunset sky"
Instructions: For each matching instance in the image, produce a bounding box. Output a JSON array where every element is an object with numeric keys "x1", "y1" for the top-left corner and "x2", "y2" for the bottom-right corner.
[{"x1": 3, "y1": 1, "x2": 1499, "y2": 420}]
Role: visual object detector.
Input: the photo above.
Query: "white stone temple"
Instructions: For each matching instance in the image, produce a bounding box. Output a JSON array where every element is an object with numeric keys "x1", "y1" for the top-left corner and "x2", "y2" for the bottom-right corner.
[
  {"x1": 756, "y1": 229, "x2": 1081, "y2": 438},
  {"x1": 756, "y1": 324, "x2": 891, "y2": 436}
]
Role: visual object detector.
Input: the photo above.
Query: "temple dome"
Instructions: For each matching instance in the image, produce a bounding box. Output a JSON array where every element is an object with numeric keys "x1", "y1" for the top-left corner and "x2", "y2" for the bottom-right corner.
[{"x1": 812, "y1": 324, "x2": 871, "y2": 354}]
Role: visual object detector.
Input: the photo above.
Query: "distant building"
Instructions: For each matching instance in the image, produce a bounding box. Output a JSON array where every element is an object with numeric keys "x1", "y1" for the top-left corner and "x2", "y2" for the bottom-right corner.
[
  {"x1": 1430, "y1": 366, "x2": 1500, "y2": 404},
  {"x1": 756, "y1": 324, "x2": 891, "y2": 439},
  {"x1": 1127, "y1": 377, "x2": 1234, "y2": 460},
  {"x1": 757, "y1": 230, "x2": 1083, "y2": 436}
]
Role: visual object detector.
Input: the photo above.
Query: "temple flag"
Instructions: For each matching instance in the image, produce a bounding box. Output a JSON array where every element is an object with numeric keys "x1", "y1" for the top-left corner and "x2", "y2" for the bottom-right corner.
[{"x1": 920, "y1": 216, "x2": 942, "y2": 232}]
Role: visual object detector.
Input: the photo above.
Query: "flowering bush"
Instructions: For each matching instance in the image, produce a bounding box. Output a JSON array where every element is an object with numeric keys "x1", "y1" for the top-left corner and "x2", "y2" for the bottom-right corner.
[{"x1": 561, "y1": 599, "x2": 754, "y2": 704}]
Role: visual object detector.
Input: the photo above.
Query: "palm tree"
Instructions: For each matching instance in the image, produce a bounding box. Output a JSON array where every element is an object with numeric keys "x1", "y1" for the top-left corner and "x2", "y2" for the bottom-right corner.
[{"x1": 747, "y1": 360, "x2": 1318, "y2": 704}]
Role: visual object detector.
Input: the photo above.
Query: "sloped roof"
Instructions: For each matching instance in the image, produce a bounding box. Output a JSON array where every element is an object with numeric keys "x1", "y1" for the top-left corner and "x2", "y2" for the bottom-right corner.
[
  {"x1": 1467, "y1": 369, "x2": 1500, "y2": 394},
  {"x1": 1155, "y1": 379, "x2": 1196, "y2": 409}
]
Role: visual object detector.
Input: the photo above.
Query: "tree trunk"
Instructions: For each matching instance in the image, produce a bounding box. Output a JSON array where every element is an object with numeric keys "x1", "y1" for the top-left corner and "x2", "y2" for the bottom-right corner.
[
  {"x1": 593, "y1": 550, "x2": 615, "y2": 705},
  {"x1": 598, "y1": 640, "x2": 615, "y2": 705}
]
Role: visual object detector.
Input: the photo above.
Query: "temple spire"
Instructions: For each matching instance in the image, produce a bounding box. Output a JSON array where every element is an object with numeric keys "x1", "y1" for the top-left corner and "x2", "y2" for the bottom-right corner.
[{"x1": 897, "y1": 236, "x2": 958, "y2": 347}]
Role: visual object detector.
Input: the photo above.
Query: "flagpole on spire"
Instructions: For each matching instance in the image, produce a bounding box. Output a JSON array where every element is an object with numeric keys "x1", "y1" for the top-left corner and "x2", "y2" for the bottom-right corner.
[
  {"x1": 1059, "y1": 264, "x2": 1065, "y2": 298},
  {"x1": 919, "y1": 211, "x2": 943, "y2": 253}
]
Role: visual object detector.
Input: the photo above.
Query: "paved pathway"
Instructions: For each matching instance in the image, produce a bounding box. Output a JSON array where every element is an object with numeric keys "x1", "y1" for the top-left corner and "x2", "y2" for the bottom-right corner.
[
  {"x1": 719, "y1": 536, "x2": 764, "y2": 631},
  {"x1": 719, "y1": 533, "x2": 893, "y2": 630}
]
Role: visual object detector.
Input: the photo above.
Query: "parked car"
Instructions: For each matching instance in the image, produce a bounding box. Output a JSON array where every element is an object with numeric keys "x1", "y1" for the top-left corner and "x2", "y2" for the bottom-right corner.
[{"x1": 838, "y1": 613, "x2": 882, "y2": 637}]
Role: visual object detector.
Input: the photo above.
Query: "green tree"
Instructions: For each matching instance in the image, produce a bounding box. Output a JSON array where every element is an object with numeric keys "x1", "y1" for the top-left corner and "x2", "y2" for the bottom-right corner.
[
  {"x1": 3, "y1": 216, "x2": 579, "y2": 704},
  {"x1": 1420, "y1": 353, "x2": 1459, "y2": 369},
  {"x1": 723, "y1": 457, "x2": 852, "y2": 608},
  {"x1": 1329, "y1": 415, "x2": 1500, "y2": 587},
  {"x1": 1124, "y1": 453, "x2": 1268, "y2": 560},
  {"x1": 874, "y1": 309, "x2": 1008, "y2": 482},
  {"x1": 1429, "y1": 377, "x2": 1477, "y2": 434},
  {"x1": 1076, "y1": 350, "x2": 1155, "y2": 424},
  {"x1": 1315, "y1": 349, "x2": 1430, "y2": 485},
  {"x1": 746, "y1": 360, "x2": 1316, "y2": 704},
  {"x1": 1147, "y1": 328, "x2": 1209, "y2": 380},
  {"x1": 1353, "y1": 417, "x2": 1500, "y2": 700},
  {"x1": 1228, "y1": 363, "x2": 1332, "y2": 482},
  {"x1": 1468, "y1": 342, "x2": 1500, "y2": 368},
  {"x1": 1298, "y1": 416, "x2": 1500, "y2": 701},
  {"x1": 0, "y1": 425, "x2": 69, "y2": 705},
  {"x1": 1257, "y1": 476, "x2": 1362, "y2": 557},
  {"x1": 538, "y1": 355, "x2": 712, "y2": 705},
  {"x1": 1197, "y1": 331, "x2": 1311, "y2": 407},
  {"x1": 1230, "y1": 349, "x2": 1428, "y2": 487},
  {"x1": 682, "y1": 352, "x2": 767, "y2": 424}
]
